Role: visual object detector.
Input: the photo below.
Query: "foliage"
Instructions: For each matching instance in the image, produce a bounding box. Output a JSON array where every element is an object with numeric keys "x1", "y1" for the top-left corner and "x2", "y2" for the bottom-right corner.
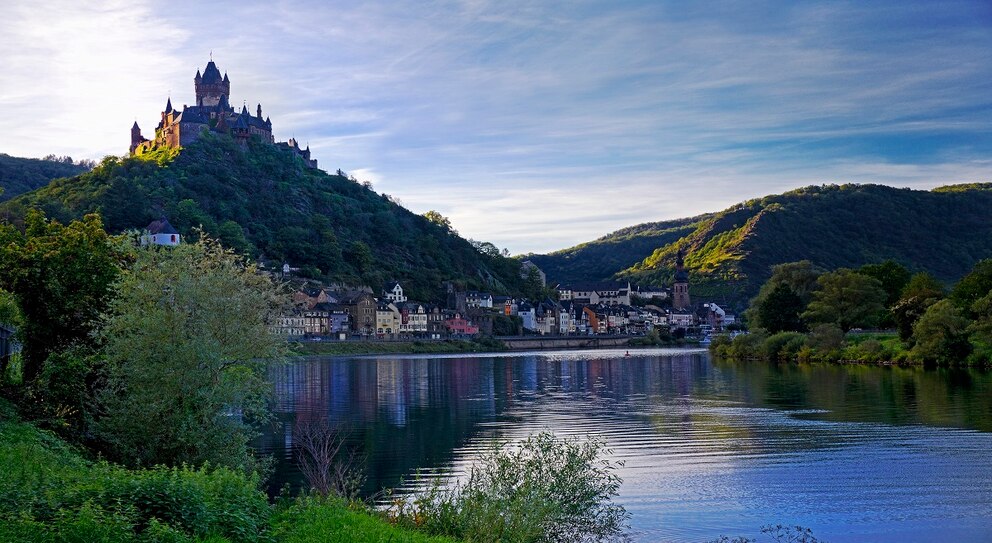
[
  {"x1": 531, "y1": 183, "x2": 992, "y2": 310},
  {"x1": 910, "y1": 300, "x2": 973, "y2": 365},
  {"x1": 0, "y1": 400, "x2": 269, "y2": 542},
  {"x1": 801, "y1": 269, "x2": 887, "y2": 332},
  {"x1": 0, "y1": 210, "x2": 127, "y2": 384},
  {"x1": 1, "y1": 134, "x2": 525, "y2": 303},
  {"x1": 753, "y1": 283, "x2": 806, "y2": 334},
  {"x1": 392, "y1": 432, "x2": 628, "y2": 543},
  {"x1": 95, "y1": 237, "x2": 286, "y2": 471},
  {"x1": 0, "y1": 153, "x2": 92, "y2": 203},
  {"x1": 763, "y1": 332, "x2": 807, "y2": 361},
  {"x1": 858, "y1": 260, "x2": 911, "y2": 308},
  {"x1": 891, "y1": 272, "x2": 945, "y2": 342},
  {"x1": 271, "y1": 496, "x2": 458, "y2": 543},
  {"x1": 709, "y1": 524, "x2": 826, "y2": 543},
  {"x1": 968, "y1": 291, "x2": 992, "y2": 365},
  {"x1": 422, "y1": 211, "x2": 456, "y2": 235},
  {"x1": 806, "y1": 324, "x2": 844, "y2": 353},
  {"x1": 950, "y1": 259, "x2": 992, "y2": 316}
]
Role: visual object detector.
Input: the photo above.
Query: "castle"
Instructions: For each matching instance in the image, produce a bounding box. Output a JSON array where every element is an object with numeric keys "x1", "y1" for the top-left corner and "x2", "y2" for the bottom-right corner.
[{"x1": 130, "y1": 59, "x2": 317, "y2": 168}]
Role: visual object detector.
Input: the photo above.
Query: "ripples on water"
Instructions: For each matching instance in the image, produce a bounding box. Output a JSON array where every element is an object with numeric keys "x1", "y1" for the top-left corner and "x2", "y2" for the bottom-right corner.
[{"x1": 259, "y1": 349, "x2": 992, "y2": 543}]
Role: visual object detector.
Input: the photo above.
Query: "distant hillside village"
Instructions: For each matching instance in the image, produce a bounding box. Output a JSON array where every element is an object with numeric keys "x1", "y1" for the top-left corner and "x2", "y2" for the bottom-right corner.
[
  {"x1": 130, "y1": 59, "x2": 317, "y2": 168},
  {"x1": 267, "y1": 252, "x2": 736, "y2": 341}
]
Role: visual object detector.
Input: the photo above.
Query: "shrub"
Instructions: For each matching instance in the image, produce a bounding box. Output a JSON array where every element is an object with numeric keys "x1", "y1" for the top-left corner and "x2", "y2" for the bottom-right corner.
[
  {"x1": 393, "y1": 432, "x2": 628, "y2": 543},
  {"x1": 727, "y1": 332, "x2": 768, "y2": 360},
  {"x1": 763, "y1": 332, "x2": 806, "y2": 361}
]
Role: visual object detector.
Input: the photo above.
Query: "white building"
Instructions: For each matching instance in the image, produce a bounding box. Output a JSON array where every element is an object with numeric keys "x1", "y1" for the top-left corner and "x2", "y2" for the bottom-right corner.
[
  {"x1": 383, "y1": 281, "x2": 407, "y2": 303},
  {"x1": 140, "y1": 217, "x2": 181, "y2": 246}
]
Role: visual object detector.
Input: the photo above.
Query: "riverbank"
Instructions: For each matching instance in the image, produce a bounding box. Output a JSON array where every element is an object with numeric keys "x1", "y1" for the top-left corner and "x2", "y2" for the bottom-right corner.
[
  {"x1": 710, "y1": 330, "x2": 989, "y2": 366},
  {"x1": 0, "y1": 398, "x2": 456, "y2": 543},
  {"x1": 291, "y1": 337, "x2": 508, "y2": 356}
]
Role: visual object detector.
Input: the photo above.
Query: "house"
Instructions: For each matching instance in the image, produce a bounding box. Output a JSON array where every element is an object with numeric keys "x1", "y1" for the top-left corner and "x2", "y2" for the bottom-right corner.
[
  {"x1": 518, "y1": 302, "x2": 537, "y2": 332},
  {"x1": 383, "y1": 281, "x2": 407, "y2": 303},
  {"x1": 426, "y1": 305, "x2": 446, "y2": 339},
  {"x1": 557, "y1": 282, "x2": 631, "y2": 305},
  {"x1": 338, "y1": 290, "x2": 377, "y2": 335},
  {"x1": 465, "y1": 291, "x2": 493, "y2": 309},
  {"x1": 396, "y1": 302, "x2": 429, "y2": 335},
  {"x1": 445, "y1": 312, "x2": 479, "y2": 336},
  {"x1": 669, "y1": 311, "x2": 695, "y2": 329},
  {"x1": 272, "y1": 314, "x2": 305, "y2": 336},
  {"x1": 376, "y1": 301, "x2": 399, "y2": 337},
  {"x1": 141, "y1": 217, "x2": 180, "y2": 246}
]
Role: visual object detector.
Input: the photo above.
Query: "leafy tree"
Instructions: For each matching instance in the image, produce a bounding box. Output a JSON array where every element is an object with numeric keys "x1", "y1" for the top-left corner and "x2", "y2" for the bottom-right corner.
[
  {"x1": 753, "y1": 282, "x2": 805, "y2": 333},
  {"x1": 746, "y1": 261, "x2": 821, "y2": 330},
  {"x1": 891, "y1": 272, "x2": 945, "y2": 342},
  {"x1": 423, "y1": 210, "x2": 455, "y2": 234},
  {"x1": 950, "y1": 259, "x2": 992, "y2": 316},
  {"x1": 859, "y1": 260, "x2": 911, "y2": 307},
  {"x1": 216, "y1": 220, "x2": 251, "y2": 254},
  {"x1": 0, "y1": 210, "x2": 125, "y2": 384},
  {"x1": 910, "y1": 299, "x2": 972, "y2": 365},
  {"x1": 95, "y1": 237, "x2": 286, "y2": 471},
  {"x1": 801, "y1": 269, "x2": 887, "y2": 332}
]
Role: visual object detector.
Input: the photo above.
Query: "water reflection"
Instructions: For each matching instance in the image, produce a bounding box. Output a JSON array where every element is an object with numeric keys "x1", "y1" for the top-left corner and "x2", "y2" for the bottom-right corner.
[{"x1": 259, "y1": 349, "x2": 992, "y2": 543}]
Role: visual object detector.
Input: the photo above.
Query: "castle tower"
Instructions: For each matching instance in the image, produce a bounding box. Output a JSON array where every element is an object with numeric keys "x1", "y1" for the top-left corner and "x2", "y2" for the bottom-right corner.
[
  {"x1": 129, "y1": 121, "x2": 143, "y2": 154},
  {"x1": 194, "y1": 60, "x2": 230, "y2": 107},
  {"x1": 673, "y1": 249, "x2": 691, "y2": 310}
]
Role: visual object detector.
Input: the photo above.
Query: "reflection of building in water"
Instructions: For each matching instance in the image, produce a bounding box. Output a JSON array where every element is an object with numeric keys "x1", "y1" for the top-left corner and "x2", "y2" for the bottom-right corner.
[{"x1": 377, "y1": 360, "x2": 409, "y2": 427}]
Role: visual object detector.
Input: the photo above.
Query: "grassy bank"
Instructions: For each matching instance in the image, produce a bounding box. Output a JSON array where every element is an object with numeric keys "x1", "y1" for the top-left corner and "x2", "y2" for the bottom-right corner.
[
  {"x1": 0, "y1": 399, "x2": 456, "y2": 543},
  {"x1": 708, "y1": 330, "x2": 980, "y2": 366},
  {"x1": 291, "y1": 337, "x2": 507, "y2": 356}
]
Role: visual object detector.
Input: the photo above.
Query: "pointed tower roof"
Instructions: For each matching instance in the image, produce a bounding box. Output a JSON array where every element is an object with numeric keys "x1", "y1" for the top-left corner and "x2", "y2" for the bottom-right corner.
[
  {"x1": 165, "y1": 97, "x2": 173, "y2": 113},
  {"x1": 195, "y1": 69, "x2": 202, "y2": 80},
  {"x1": 241, "y1": 104, "x2": 249, "y2": 115},
  {"x1": 132, "y1": 121, "x2": 140, "y2": 130},
  {"x1": 223, "y1": 72, "x2": 229, "y2": 82},
  {"x1": 201, "y1": 60, "x2": 223, "y2": 83}
]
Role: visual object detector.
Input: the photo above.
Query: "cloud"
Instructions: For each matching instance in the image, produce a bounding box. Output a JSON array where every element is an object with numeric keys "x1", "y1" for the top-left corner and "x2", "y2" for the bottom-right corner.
[{"x1": 1, "y1": 0, "x2": 989, "y2": 255}]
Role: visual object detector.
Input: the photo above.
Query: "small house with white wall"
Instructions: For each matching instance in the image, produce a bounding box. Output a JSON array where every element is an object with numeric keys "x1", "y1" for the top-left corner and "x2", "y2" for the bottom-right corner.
[{"x1": 141, "y1": 217, "x2": 181, "y2": 246}]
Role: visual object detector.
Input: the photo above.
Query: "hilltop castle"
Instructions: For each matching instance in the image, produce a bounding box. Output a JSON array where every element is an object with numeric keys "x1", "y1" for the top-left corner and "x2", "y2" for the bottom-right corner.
[{"x1": 130, "y1": 59, "x2": 317, "y2": 168}]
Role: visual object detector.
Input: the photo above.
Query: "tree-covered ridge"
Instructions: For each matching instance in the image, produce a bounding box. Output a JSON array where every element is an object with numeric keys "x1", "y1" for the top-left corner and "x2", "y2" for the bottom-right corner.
[
  {"x1": 521, "y1": 215, "x2": 708, "y2": 285},
  {"x1": 0, "y1": 134, "x2": 523, "y2": 302},
  {"x1": 0, "y1": 153, "x2": 93, "y2": 202},
  {"x1": 530, "y1": 183, "x2": 992, "y2": 310}
]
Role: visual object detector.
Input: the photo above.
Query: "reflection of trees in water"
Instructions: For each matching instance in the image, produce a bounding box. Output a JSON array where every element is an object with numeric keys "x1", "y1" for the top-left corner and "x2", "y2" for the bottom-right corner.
[
  {"x1": 259, "y1": 354, "x2": 992, "y2": 498},
  {"x1": 711, "y1": 360, "x2": 992, "y2": 432}
]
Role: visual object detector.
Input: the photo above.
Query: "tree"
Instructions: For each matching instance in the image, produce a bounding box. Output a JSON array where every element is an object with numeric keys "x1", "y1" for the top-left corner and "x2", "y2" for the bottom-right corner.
[
  {"x1": 0, "y1": 210, "x2": 125, "y2": 384},
  {"x1": 891, "y1": 272, "x2": 944, "y2": 342},
  {"x1": 950, "y1": 259, "x2": 992, "y2": 316},
  {"x1": 910, "y1": 299, "x2": 972, "y2": 365},
  {"x1": 746, "y1": 261, "x2": 821, "y2": 329},
  {"x1": 96, "y1": 237, "x2": 286, "y2": 471},
  {"x1": 968, "y1": 291, "x2": 992, "y2": 364},
  {"x1": 423, "y1": 210, "x2": 456, "y2": 235},
  {"x1": 801, "y1": 269, "x2": 887, "y2": 332},
  {"x1": 753, "y1": 282, "x2": 805, "y2": 333},
  {"x1": 859, "y1": 260, "x2": 911, "y2": 308}
]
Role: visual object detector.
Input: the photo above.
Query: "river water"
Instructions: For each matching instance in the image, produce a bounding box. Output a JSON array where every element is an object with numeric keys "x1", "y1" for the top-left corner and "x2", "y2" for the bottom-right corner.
[{"x1": 258, "y1": 348, "x2": 992, "y2": 542}]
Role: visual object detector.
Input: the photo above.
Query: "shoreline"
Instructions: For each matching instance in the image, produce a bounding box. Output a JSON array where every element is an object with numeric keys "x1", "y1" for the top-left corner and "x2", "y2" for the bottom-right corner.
[{"x1": 291, "y1": 337, "x2": 698, "y2": 357}]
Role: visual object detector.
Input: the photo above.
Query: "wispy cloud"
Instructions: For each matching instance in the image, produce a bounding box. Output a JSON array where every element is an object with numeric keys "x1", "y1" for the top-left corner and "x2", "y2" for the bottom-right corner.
[{"x1": 1, "y1": 0, "x2": 989, "y2": 254}]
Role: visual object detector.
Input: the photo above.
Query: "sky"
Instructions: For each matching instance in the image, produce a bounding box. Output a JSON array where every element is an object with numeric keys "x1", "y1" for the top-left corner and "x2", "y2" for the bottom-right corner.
[{"x1": 1, "y1": 1, "x2": 990, "y2": 254}]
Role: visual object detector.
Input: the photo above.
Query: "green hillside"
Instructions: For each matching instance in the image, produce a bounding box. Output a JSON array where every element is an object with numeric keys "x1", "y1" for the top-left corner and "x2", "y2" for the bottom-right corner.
[
  {"x1": 533, "y1": 183, "x2": 992, "y2": 310},
  {"x1": 522, "y1": 216, "x2": 708, "y2": 285},
  {"x1": 0, "y1": 134, "x2": 522, "y2": 302},
  {"x1": 0, "y1": 154, "x2": 92, "y2": 202}
]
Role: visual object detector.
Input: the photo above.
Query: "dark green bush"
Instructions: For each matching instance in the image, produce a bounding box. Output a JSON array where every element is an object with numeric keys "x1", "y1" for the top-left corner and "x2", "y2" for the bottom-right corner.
[{"x1": 763, "y1": 332, "x2": 806, "y2": 361}]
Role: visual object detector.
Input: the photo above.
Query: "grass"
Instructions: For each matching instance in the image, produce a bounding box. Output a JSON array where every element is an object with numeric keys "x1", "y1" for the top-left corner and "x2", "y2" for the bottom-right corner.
[
  {"x1": 0, "y1": 397, "x2": 464, "y2": 543},
  {"x1": 272, "y1": 497, "x2": 459, "y2": 543}
]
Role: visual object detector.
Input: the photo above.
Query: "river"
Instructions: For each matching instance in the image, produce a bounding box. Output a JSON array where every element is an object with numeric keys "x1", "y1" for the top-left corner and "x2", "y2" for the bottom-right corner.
[{"x1": 258, "y1": 348, "x2": 992, "y2": 542}]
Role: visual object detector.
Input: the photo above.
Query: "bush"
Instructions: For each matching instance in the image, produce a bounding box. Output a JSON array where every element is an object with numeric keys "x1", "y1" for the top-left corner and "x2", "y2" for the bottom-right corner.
[
  {"x1": 392, "y1": 432, "x2": 628, "y2": 543},
  {"x1": 727, "y1": 332, "x2": 768, "y2": 360},
  {"x1": 763, "y1": 332, "x2": 806, "y2": 361}
]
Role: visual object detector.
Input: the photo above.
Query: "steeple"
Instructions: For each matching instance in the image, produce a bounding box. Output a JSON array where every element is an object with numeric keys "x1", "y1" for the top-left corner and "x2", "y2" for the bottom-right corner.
[
  {"x1": 257, "y1": 103, "x2": 262, "y2": 118},
  {"x1": 132, "y1": 121, "x2": 140, "y2": 131},
  {"x1": 165, "y1": 97, "x2": 173, "y2": 113},
  {"x1": 241, "y1": 103, "x2": 249, "y2": 115}
]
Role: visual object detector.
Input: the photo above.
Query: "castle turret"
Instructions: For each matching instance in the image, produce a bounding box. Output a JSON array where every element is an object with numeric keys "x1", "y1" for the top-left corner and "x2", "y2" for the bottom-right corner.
[
  {"x1": 257, "y1": 104, "x2": 262, "y2": 118},
  {"x1": 195, "y1": 60, "x2": 230, "y2": 107},
  {"x1": 129, "y1": 121, "x2": 144, "y2": 154}
]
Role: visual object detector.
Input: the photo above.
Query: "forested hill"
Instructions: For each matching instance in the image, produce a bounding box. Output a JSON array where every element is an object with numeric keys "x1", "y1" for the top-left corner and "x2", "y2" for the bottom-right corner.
[
  {"x1": 0, "y1": 134, "x2": 523, "y2": 302},
  {"x1": 0, "y1": 154, "x2": 93, "y2": 202},
  {"x1": 528, "y1": 183, "x2": 992, "y2": 310}
]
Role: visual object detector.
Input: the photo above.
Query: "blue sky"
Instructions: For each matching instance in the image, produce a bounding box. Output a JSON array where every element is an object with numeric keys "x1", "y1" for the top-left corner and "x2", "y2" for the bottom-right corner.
[{"x1": 1, "y1": 1, "x2": 989, "y2": 254}]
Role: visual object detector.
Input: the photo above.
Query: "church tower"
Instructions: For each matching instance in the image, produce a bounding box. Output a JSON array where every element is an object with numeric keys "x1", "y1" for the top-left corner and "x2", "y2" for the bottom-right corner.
[
  {"x1": 194, "y1": 60, "x2": 231, "y2": 107},
  {"x1": 673, "y1": 249, "x2": 691, "y2": 310}
]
